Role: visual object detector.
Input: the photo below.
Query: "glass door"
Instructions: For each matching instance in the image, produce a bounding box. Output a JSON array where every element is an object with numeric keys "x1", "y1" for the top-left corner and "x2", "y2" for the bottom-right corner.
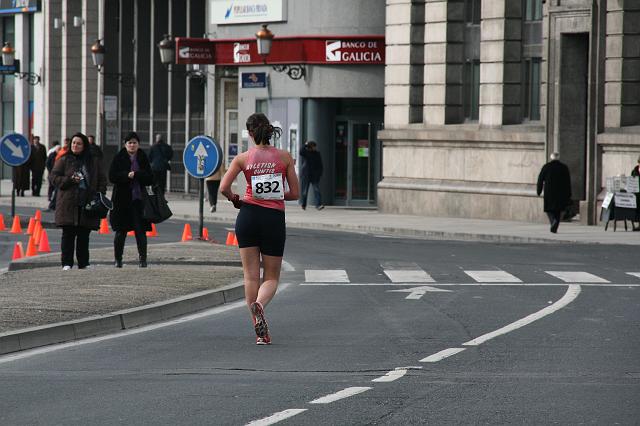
[{"x1": 334, "y1": 121, "x2": 377, "y2": 205}]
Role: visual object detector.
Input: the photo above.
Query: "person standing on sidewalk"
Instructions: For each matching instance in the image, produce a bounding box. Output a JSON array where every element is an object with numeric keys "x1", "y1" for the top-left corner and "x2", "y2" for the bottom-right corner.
[
  {"x1": 299, "y1": 140, "x2": 324, "y2": 210},
  {"x1": 220, "y1": 113, "x2": 299, "y2": 345},
  {"x1": 148, "y1": 133, "x2": 173, "y2": 194},
  {"x1": 29, "y1": 135, "x2": 47, "y2": 197},
  {"x1": 50, "y1": 133, "x2": 107, "y2": 270},
  {"x1": 631, "y1": 156, "x2": 640, "y2": 231},
  {"x1": 537, "y1": 152, "x2": 572, "y2": 233},
  {"x1": 87, "y1": 134, "x2": 103, "y2": 162},
  {"x1": 206, "y1": 163, "x2": 224, "y2": 213},
  {"x1": 109, "y1": 132, "x2": 154, "y2": 268}
]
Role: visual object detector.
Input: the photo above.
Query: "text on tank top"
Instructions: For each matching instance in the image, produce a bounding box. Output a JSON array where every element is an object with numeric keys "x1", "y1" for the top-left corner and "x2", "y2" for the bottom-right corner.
[{"x1": 242, "y1": 146, "x2": 287, "y2": 210}]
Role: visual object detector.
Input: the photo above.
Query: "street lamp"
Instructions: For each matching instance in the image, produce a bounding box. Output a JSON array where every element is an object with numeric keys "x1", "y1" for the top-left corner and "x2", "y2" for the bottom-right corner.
[
  {"x1": 90, "y1": 39, "x2": 135, "y2": 86},
  {"x1": 157, "y1": 34, "x2": 175, "y2": 66},
  {"x1": 254, "y1": 24, "x2": 305, "y2": 80},
  {"x1": 0, "y1": 42, "x2": 41, "y2": 85}
]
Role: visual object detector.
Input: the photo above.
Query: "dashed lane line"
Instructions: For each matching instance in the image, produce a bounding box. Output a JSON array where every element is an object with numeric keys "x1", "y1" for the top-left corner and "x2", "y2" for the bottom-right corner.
[
  {"x1": 420, "y1": 347, "x2": 467, "y2": 363},
  {"x1": 309, "y1": 387, "x2": 372, "y2": 404},
  {"x1": 545, "y1": 271, "x2": 609, "y2": 283},
  {"x1": 245, "y1": 409, "x2": 308, "y2": 426},
  {"x1": 464, "y1": 270, "x2": 522, "y2": 283}
]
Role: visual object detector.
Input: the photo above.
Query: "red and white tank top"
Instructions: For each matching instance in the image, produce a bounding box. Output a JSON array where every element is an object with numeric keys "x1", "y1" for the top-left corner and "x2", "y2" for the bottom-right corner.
[{"x1": 242, "y1": 146, "x2": 287, "y2": 211}]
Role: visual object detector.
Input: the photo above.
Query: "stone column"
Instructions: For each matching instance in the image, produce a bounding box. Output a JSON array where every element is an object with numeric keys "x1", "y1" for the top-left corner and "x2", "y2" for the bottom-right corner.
[
  {"x1": 44, "y1": 0, "x2": 63, "y2": 144},
  {"x1": 81, "y1": 0, "x2": 99, "y2": 135},
  {"x1": 479, "y1": 0, "x2": 521, "y2": 127},
  {"x1": 384, "y1": 0, "x2": 413, "y2": 126},
  {"x1": 13, "y1": 14, "x2": 30, "y2": 136},
  {"x1": 61, "y1": 0, "x2": 83, "y2": 137}
]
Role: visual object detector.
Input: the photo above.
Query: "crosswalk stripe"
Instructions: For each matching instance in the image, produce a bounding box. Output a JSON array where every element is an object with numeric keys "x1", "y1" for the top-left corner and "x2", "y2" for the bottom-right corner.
[
  {"x1": 383, "y1": 270, "x2": 435, "y2": 283},
  {"x1": 627, "y1": 272, "x2": 640, "y2": 279},
  {"x1": 545, "y1": 271, "x2": 609, "y2": 283},
  {"x1": 464, "y1": 270, "x2": 522, "y2": 283},
  {"x1": 305, "y1": 269, "x2": 349, "y2": 283}
]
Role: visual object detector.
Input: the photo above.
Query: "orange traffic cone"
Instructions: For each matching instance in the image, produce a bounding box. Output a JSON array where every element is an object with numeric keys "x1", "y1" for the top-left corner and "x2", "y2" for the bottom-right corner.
[
  {"x1": 26, "y1": 217, "x2": 35, "y2": 235},
  {"x1": 99, "y1": 218, "x2": 110, "y2": 234},
  {"x1": 10, "y1": 215, "x2": 22, "y2": 234},
  {"x1": 232, "y1": 234, "x2": 238, "y2": 246},
  {"x1": 25, "y1": 236, "x2": 38, "y2": 257},
  {"x1": 201, "y1": 227, "x2": 210, "y2": 241},
  {"x1": 0, "y1": 213, "x2": 6, "y2": 231},
  {"x1": 34, "y1": 209, "x2": 42, "y2": 221},
  {"x1": 225, "y1": 231, "x2": 235, "y2": 245},
  {"x1": 181, "y1": 223, "x2": 193, "y2": 241},
  {"x1": 127, "y1": 230, "x2": 135, "y2": 236},
  {"x1": 146, "y1": 223, "x2": 158, "y2": 237},
  {"x1": 38, "y1": 229, "x2": 51, "y2": 253},
  {"x1": 11, "y1": 242, "x2": 23, "y2": 260},
  {"x1": 33, "y1": 221, "x2": 43, "y2": 245}
]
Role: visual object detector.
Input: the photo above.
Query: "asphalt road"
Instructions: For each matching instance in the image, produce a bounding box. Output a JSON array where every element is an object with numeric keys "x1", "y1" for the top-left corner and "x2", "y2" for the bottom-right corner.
[{"x1": 1, "y1": 223, "x2": 639, "y2": 424}]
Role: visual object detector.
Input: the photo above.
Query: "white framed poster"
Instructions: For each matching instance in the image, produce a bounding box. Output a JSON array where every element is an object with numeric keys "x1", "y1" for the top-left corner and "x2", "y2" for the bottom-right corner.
[{"x1": 210, "y1": 0, "x2": 286, "y2": 25}]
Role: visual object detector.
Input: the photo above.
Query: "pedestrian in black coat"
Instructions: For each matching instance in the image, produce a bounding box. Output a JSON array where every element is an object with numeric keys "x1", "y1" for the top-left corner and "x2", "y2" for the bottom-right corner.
[
  {"x1": 148, "y1": 133, "x2": 173, "y2": 194},
  {"x1": 537, "y1": 152, "x2": 572, "y2": 233},
  {"x1": 298, "y1": 140, "x2": 324, "y2": 210},
  {"x1": 109, "y1": 132, "x2": 154, "y2": 268}
]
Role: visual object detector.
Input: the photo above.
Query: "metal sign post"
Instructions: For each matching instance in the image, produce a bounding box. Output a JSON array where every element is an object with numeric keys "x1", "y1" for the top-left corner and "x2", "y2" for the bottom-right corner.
[
  {"x1": 182, "y1": 135, "x2": 222, "y2": 239},
  {"x1": 0, "y1": 133, "x2": 32, "y2": 217}
]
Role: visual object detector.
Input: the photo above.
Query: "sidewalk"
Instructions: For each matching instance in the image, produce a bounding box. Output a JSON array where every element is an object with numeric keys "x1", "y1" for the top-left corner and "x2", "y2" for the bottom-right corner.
[{"x1": 1, "y1": 179, "x2": 637, "y2": 246}]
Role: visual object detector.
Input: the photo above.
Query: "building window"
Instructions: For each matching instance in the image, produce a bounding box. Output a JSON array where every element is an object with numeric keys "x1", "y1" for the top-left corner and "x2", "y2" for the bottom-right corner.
[
  {"x1": 524, "y1": 0, "x2": 543, "y2": 21},
  {"x1": 465, "y1": 0, "x2": 481, "y2": 25},
  {"x1": 464, "y1": 60, "x2": 480, "y2": 121},
  {"x1": 523, "y1": 58, "x2": 541, "y2": 121}
]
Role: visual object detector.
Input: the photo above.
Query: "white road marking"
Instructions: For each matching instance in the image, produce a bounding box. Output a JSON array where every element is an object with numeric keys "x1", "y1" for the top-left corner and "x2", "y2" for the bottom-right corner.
[
  {"x1": 305, "y1": 269, "x2": 349, "y2": 283},
  {"x1": 384, "y1": 270, "x2": 435, "y2": 283},
  {"x1": 420, "y1": 347, "x2": 466, "y2": 363},
  {"x1": 463, "y1": 284, "x2": 581, "y2": 346},
  {"x1": 309, "y1": 387, "x2": 372, "y2": 404},
  {"x1": 626, "y1": 272, "x2": 640, "y2": 279},
  {"x1": 372, "y1": 369, "x2": 408, "y2": 382},
  {"x1": 245, "y1": 409, "x2": 308, "y2": 426},
  {"x1": 280, "y1": 260, "x2": 295, "y2": 272},
  {"x1": 545, "y1": 271, "x2": 609, "y2": 283},
  {"x1": 464, "y1": 270, "x2": 522, "y2": 283},
  {"x1": 387, "y1": 285, "x2": 452, "y2": 300}
]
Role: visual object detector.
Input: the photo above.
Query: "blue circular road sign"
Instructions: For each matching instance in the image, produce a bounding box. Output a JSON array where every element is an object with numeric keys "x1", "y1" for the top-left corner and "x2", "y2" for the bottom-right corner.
[
  {"x1": 0, "y1": 133, "x2": 31, "y2": 167},
  {"x1": 183, "y1": 135, "x2": 222, "y2": 179}
]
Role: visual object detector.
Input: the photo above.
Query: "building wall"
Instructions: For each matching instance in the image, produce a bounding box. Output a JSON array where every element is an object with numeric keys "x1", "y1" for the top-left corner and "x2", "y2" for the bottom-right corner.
[{"x1": 380, "y1": 0, "x2": 640, "y2": 224}]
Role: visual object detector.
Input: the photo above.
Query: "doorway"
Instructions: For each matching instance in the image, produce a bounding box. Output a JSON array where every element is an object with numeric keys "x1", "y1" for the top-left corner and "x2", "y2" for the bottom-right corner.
[{"x1": 334, "y1": 120, "x2": 381, "y2": 205}]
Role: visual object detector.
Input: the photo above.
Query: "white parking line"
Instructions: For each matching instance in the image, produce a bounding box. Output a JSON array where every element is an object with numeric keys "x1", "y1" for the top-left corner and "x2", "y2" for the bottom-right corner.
[
  {"x1": 305, "y1": 269, "x2": 349, "y2": 283},
  {"x1": 372, "y1": 369, "x2": 408, "y2": 382},
  {"x1": 545, "y1": 271, "x2": 609, "y2": 283},
  {"x1": 465, "y1": 270, "x2": 522, "y2": 283},
  {"x1": 246, "y1": 409, "x2": 307, "y2": 426},
  {"x1": 419, "y1": 347, "x2": 466, "y2": 363},
  {"x1": 463, "y1": 284, "x2": 581, "y2": 346},
  {"x1": 309, "y1": 387, "x2": 372, "y2": 404}
]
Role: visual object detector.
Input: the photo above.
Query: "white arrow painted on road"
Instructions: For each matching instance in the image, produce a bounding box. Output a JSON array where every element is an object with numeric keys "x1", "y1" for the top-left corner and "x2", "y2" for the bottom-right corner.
[
  {"x1": 4, "y1": 139, "x2": 24, "y2": 158},
  {"x1": 387, "y1": 285, "x2": 452, "y2": 300},
  {"x1": 194, "y1": 142, "x2": 208, "y2": 174}
]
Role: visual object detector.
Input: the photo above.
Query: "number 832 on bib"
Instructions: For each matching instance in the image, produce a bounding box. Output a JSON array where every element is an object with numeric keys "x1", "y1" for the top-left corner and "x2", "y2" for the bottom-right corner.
[{"x1": 251, "y1": 173, "x2": 284, "y2": 200}]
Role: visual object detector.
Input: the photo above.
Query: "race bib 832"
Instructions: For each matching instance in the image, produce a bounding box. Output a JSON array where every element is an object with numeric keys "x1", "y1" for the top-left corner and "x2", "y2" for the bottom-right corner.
[{"x1": 251, "y1": 173, "x2": 284, "y2": 200}]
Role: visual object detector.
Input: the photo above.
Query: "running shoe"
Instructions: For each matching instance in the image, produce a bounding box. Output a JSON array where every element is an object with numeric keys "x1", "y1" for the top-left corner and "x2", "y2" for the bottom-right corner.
[
  {"x1": 250, "y1": 301, "x2": 269, "y2": 338},
  {"x1": 256, "y1": 335, "x2": 271, "y2": 345}
]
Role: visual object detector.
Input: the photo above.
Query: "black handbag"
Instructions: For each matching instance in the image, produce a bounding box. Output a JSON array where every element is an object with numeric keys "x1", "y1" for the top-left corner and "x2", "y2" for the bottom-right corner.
[
  {"x1": 143, "y1": 186, "x2": 173, "y2": 223},
  {"x1": 85, "y1": 192, "x2": 113, "y2": 219}
]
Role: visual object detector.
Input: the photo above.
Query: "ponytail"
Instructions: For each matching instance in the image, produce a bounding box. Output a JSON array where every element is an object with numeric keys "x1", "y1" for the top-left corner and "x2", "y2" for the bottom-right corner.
[{"x1": 246, "y1": 113, "x2": 282, "y2": 145}]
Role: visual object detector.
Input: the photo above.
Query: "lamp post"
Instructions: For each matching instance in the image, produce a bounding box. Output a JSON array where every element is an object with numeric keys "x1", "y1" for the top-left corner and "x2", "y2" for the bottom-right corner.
[
  {"x1": 90, "y1": 39, "x2": 135, "y2": 85},
  {"x1": 254, "y1": 24, "x2": 305, "y2": 80},
  {"x1": 0, "y1": 42, "x2": 41, "y2": 85}
]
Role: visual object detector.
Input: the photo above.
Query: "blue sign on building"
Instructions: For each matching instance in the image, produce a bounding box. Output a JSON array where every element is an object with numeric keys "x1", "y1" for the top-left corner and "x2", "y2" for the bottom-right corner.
[
  {"x1": 0, "y1": 133, "x2": 31, "y2": 166},
  {"x1": 241, "y1": 72, "x2": 267, "y2": 89},
  {"x1": 183, "y1": 135, "x2": 222, "y2": 179}
]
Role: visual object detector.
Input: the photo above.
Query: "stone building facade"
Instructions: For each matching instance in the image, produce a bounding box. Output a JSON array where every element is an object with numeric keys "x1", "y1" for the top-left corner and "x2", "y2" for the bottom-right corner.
[{"x1": 379, "y1": 0, "x2": 640, "y2": 224}]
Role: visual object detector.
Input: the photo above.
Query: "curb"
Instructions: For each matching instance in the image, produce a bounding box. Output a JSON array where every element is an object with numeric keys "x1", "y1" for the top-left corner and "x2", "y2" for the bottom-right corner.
[
  {"x1": 8, "y1": 259, "x2": 242, "y2": 271},
  {"x1": 0, "y1": 281, "x2": 244, "y2": 356}
]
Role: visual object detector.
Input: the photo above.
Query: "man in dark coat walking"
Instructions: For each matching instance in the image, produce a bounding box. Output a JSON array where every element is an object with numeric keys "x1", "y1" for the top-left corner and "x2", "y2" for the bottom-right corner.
[
  {"x1": 299, "y1": 140, "x2": 324, "y2": 210},
  {"x1": 29, "y1": 135, "x2": 47, "y2": 196},
  {"x1": 537, "y1": 152, "x2": 572, "y2": 233},
  {"x1": 148, "y1": 133, "x2": 173, "y2": 194}
]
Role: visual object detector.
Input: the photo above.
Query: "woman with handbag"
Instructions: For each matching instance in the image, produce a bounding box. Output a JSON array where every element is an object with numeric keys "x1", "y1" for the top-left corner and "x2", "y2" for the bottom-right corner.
[
  {"x1": 50, "y1": 132, "x2": 107, "y2": 270},
  {"x1": 109, "y1": 132, "x2": 154, "y2": 268},
  {"x1": 220, "y1": 113, "x2": 299, "y2": 345}
]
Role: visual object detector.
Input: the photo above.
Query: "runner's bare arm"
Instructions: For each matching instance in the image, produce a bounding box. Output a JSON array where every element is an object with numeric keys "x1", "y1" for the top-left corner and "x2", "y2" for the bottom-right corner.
[
  {"x1": 283, "y1": 151, "x2": 299, "y2": 201},
  {"x1": 220, "y1": 154, "x2": 244, "y2": 203}
]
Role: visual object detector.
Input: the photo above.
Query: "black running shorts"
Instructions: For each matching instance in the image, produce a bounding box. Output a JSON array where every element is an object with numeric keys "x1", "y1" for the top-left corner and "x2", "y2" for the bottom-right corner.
[{"x1": 235, "y1": 203, "x2": 286, "y2": 256}]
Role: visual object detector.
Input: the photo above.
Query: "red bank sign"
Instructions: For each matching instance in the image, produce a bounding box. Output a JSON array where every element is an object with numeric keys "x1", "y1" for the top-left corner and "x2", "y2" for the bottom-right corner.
[{"x1": 175, "y1": 35, "x2": 385, "y2": 66}]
